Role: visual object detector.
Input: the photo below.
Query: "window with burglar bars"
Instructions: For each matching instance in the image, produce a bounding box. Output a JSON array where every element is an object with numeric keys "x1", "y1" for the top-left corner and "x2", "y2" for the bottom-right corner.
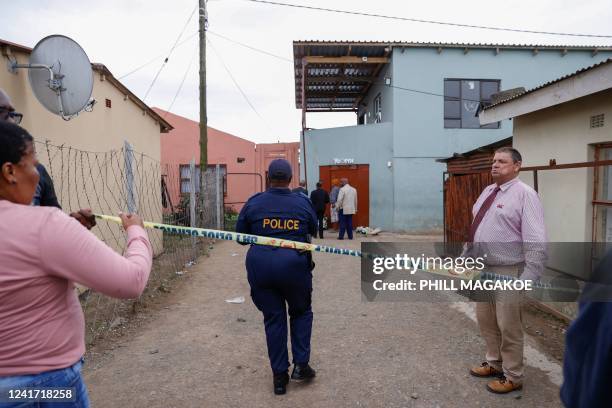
[
  {"x1": 179, "y1": 164, "x2": 228, "y2": 196},
  {"x1": 444, "y1": 79, "x2": 500, "y2": 129},
  {"x1": 593, "y1": 144, "x2": 612, "y2": 243}
]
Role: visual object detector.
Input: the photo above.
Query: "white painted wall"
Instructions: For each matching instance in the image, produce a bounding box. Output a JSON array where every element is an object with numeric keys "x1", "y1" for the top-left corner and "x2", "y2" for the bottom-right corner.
[{"x1": 514, "y1": 90, "x2": 612, "y2": 244}]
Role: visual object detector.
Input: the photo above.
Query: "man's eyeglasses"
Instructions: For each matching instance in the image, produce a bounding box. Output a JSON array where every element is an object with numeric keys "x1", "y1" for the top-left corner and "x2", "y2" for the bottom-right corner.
[{"x1": 0, "y1": 107, "x2": 23, "y2": 125}]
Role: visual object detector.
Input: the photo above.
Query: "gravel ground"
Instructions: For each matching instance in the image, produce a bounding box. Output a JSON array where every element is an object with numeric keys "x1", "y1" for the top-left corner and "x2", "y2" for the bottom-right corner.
[{"x1": 84, "y1": 233, "x2": 564, "y2": 407}]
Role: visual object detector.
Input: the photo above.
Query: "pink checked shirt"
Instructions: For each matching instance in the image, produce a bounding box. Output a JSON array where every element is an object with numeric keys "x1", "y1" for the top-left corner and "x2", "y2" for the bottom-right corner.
[
  {"x1": 470, "y1": 177, "x2": 547, "y2": 280},
  {"x1": 0, "y1": 200, "x2": 152, "y2": 376}
]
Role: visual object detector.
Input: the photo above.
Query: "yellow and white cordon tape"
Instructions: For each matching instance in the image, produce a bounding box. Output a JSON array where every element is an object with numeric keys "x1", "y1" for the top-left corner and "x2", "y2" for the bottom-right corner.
[{"x1": 94, "y1": 214, "x2": 363, "y2": 258}]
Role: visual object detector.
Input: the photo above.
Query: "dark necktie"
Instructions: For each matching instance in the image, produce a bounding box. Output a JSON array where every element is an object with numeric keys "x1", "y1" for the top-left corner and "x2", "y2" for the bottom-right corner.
[{"x1": 468, "y1": 186, "x2": 501, "y2": 242}]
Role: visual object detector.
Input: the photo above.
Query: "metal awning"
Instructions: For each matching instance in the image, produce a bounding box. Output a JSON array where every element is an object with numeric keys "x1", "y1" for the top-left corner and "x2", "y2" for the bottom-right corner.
[
  {"x1": 293, "y1": 41, "x2": 391, "y2": 112},
  {"x1": 293, "y1": 40, "x2": 611, "y2": 114}
]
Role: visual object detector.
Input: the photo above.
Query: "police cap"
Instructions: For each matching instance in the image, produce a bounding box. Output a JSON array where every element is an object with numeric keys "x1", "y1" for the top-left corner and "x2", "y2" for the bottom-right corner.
[{"x1": 268, "y1": 159, "x2": 292, "y2": 181}]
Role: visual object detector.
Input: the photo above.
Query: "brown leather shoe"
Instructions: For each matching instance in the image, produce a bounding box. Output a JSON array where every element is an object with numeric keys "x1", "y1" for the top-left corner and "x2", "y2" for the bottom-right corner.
[
  {"x1": 486, "y1": 377, "x2": 523, "y2": 394},
  {"x1": 469, "y1": 362, "x2": 502, "y2": 378}
]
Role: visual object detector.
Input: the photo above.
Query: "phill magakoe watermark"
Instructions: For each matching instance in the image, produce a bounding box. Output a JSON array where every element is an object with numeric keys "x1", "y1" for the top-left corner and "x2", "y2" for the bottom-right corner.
[{"x1": 370, "y1": 253, "x2": 533, "y2": 292}]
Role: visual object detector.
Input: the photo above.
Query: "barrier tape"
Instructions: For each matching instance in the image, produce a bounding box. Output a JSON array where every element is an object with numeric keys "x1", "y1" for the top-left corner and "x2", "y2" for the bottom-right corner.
[
  {"x1": 94, "y1": 214, "x2": 575, "y2": 293},
  {"x1": 94, "y1": 214, "x2": 363, "y2": 257}
]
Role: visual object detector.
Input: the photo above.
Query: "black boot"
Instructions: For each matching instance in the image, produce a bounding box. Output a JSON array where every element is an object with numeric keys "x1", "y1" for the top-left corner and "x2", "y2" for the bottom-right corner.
[
  {"x1": 273, "y1": 372, "x2": 289, "y2": 395},
  {"x1": 291, "y1": 363, "x2": 316, "y2": 382}
]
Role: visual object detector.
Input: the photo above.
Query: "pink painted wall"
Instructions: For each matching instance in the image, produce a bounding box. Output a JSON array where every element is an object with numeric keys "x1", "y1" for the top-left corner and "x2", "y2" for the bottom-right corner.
[
  {"x1": 255, "y1": 143, "x2": 301, "y2": 190},
  {"x1": 155, "y1": 108, "x2": 256, "y2": 213},
  {"x1": 155, "y1": 108, "x2": 300, "y2": 214}
]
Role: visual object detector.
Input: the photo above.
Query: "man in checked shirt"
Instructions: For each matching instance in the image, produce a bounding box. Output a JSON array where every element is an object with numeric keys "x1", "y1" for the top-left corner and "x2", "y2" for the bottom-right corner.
[{"x1": 465, "y1": 147, "x2": 547, "y2": 394}]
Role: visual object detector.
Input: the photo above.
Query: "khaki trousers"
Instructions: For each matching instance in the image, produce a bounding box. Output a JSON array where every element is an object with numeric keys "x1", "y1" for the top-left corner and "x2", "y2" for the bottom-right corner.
[{"x1": 475, "y1": 266, "x2": 525, "y2": 384}]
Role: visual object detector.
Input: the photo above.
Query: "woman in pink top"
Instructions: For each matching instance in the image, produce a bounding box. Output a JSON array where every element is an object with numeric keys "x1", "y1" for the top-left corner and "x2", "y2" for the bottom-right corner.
[{"x1": 0, "y1": 122, "x2": 153, "y2": 407}]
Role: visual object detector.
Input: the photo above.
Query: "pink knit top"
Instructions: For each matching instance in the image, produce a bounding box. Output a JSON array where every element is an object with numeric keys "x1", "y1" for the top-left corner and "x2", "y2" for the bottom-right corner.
[{"x1": 0, "y1": 200, "x2": 152, "y2": 376}]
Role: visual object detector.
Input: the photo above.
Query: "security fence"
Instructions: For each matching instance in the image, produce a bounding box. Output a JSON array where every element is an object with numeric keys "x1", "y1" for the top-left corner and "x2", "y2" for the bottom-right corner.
[{"x1": 34, "y1": 139, "x2": 224, "y2": 349}]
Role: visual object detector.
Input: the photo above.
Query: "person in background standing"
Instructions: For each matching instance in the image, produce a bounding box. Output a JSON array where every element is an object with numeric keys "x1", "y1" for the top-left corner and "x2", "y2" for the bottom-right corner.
[
  {"x1": 336, "y1": 178, "x2": 357, "y2": 240},
  {"x1": 292, "y1": 180, "x2": 308, "y2": 196},
  {"x1": 310, "y1": 181, "x2": 330, "y2": 239},
  {"x1": 560, "y1": 249, "x2": 612, "y2": 408},
  {"x1": 329, "y1": 179, "x2": 340, "y2": 231}
]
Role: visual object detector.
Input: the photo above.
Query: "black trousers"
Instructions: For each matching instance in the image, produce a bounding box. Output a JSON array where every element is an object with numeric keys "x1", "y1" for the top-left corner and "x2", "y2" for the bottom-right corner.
[
  {"x1": 316, "y1": 211, "x2": 325, "y2": 239},
  {"x1": 247, "y1": 246, "x2": 313, "y2": 374}
]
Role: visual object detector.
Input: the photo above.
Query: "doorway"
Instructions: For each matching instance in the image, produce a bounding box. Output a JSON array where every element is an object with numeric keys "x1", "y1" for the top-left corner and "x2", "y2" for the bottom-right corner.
[{"x1": 319, "y1": 164, "x2": 369, "y2": 227}]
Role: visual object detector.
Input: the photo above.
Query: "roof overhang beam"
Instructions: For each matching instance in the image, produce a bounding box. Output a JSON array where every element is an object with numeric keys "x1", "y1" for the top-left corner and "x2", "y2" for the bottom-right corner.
[{"x1": 303, "y1": 56, "x2": 389, "y2": 64}]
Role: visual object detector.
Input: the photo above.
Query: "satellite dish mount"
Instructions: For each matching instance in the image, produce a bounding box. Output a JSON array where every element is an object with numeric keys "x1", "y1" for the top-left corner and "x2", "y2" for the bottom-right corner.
[
  {"x1": 8, "y1": 35, "x2": 94, "y2": 121},
  {"x1": 9, "y1": 61, "x2": 71, "y2": 118}
]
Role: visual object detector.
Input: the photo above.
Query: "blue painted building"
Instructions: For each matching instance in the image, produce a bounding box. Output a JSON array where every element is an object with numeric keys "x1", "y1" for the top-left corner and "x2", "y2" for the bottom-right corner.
[{"x1": 294, "y1": 41, "x2": 612, "y2": 231}]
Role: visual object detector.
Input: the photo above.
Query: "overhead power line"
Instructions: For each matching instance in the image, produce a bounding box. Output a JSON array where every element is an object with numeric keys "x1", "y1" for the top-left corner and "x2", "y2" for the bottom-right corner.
[
  {"x1": 382, "y1": 83, "x2": 483, "y2": 103},
  {"x1": 204, "y1": 32, "x2": 497, "y2": 104},
  {"x1": 143, "y1": 5, "x2": 198, "y2": 101},
  {"x1": 208, "y1": 30, "x2": 293, "y2": 62},
  {"x1": 243, "y1": 0, "x2": 612, "y2": 39},
  {"x1": 207, "y1": 37, "x2": 273, "y2": 133},
  {"x1": 118, "y1": 32, "x2": 198, "y2": 80},
  {"x1": 164, "y1": 44, "x2": 199, "y2": 117},
  {"x1": 202, "y1": 32, "x2": 497, "y2": 104}
]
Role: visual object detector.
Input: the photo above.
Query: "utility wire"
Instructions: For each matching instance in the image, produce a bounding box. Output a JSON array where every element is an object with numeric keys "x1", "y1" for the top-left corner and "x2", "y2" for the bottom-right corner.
[
  {"x1": 207, "y1": 37, "x2": 273, "y2": 132},
  {"x1": 380, "y1": 83, "x2": 484, "y2": 103},
  {"x1": 243, "y1": 0, "x2": 612, "y2": 39},
  {"x1": 206, "y1": 32, "x2": 492, "y2": 104},
  {"x1": 142, "y1": 5, "x2": 198, "y2": 101},
  {"x1": 118, "y1": 32, "x2": 198, "y2": 80},
  {"x1": 164, "y1": 44, "x2": 199, "y2": 117},
  {"x1": 208, "y1": 30, "x2": 292, "y2": 62},
  {"x1": 203, "y1": 32, "x2": 492, "y2": 104}
]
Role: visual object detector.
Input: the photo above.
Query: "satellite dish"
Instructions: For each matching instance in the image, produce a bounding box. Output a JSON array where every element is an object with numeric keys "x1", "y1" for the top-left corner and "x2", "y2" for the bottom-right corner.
[{"x1": 11, "y1": 35, "x2": 94, "y2": 120}]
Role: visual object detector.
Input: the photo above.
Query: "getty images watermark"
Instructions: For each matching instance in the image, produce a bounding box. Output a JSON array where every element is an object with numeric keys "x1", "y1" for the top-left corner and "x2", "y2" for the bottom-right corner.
[
  {"x1": 361, "y1": 242, "x2": 612, "y2": 303},
  {"x1": 359, "y1": 242, "x2": 561, "y2": 303},
  {"x1": 369, "y1": 252, "x2": 533, "y2": 292}
]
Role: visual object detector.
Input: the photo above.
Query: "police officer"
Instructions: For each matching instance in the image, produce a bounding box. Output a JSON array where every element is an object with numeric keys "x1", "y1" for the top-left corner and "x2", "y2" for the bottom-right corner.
[{"x1": 236, "y1": 159, "x2": 318, "y2": 395}]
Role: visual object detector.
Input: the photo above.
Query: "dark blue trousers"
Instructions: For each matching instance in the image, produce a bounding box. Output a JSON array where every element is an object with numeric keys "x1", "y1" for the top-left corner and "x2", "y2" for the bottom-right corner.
[
  {"x1": 246, "y1": 246, "x2": 313, "y2": 374},
  {"x1": 338, "y1": 209, "x2": 353, "y2": 239}
]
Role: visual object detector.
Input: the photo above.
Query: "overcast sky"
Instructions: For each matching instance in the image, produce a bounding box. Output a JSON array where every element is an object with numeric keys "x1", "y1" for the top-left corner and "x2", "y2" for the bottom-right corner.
[{"x1": 2, "y1": 0, "x2": 611, "y2": 143}]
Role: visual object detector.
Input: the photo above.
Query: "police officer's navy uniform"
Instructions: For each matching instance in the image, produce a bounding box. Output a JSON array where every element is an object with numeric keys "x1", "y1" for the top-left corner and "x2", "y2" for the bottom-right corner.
[{"x1": 236, "y1": 160, "x2": 317, "y2": 392}]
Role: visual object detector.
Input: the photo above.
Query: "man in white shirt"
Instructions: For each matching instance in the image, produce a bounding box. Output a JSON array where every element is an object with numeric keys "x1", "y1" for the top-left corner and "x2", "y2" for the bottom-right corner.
[
  {"x1": 335, "y1": 178, "x2": 357, "y2": 240},
  {"x1": 466, "y1": 147, "x2": 546, "y2": 394}
]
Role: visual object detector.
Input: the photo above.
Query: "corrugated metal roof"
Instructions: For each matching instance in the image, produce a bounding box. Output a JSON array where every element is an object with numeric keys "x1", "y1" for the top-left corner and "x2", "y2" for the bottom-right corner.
[
  {"x1": 294, "y1": 40, "x2": 612, "y2": 52},
  {"x1": 437, "y1": 137, "x2": 513, "y2": 163},
  {"x1": 483, "y1": 58, "x2": 612, "y2": 109},
  {"x1": 293, "y1": 41, "x2": 393, "y2": 111},
  {"x1": 293, "y1": 40, "x2": 612, "y2": 112}
]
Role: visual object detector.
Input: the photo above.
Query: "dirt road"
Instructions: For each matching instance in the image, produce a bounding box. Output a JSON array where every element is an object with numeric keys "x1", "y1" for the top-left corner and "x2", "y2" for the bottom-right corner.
[{"x1": 84, "y1": 234, "x2": 564, "y2": 407}]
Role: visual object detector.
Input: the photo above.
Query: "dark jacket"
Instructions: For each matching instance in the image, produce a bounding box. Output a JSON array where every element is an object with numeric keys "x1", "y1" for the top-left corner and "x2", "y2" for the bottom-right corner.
[
  {"x1": 292, "y1": 186, "x2": 308, "y2": 196},
  {"x1": 236, "y1": 188, "x2": 317, "y2": 243},
  {"x1": 32, "y1": 164, "x2": 61, "y2": 208},
  {"x1": 561, "y1": 250, "x2": 612, "y2": 408},
  {"x1": 309, "y1": 188, "x2": 329, "y2": 214}
]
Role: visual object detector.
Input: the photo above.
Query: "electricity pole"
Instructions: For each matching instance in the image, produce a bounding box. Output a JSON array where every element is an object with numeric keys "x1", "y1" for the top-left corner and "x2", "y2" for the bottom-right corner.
[{"x1": 198, "y1": 0, "x2": 208, "y2": 227}]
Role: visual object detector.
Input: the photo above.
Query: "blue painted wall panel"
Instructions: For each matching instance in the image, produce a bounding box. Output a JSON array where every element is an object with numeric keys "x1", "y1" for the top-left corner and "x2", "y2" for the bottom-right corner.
[
  {"x1": 304, "y1": 122, "x2": 394, "y2": 229},
  {"x1": 390, "y1": 47, "x2": 612, "y2": 230},
  {"x1": 304, "y1": 46, "x2": 612, "y2": 230}
]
